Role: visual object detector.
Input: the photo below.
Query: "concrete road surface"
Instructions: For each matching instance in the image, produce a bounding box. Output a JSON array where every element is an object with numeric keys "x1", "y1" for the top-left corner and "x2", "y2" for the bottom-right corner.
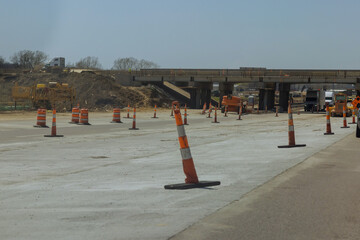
[
  {"x1": 171, "y1": 133, "x2": 360, "y2": 240},
  {"x1": 0, "y1": 109, "x2": 357, "y2": 239}
]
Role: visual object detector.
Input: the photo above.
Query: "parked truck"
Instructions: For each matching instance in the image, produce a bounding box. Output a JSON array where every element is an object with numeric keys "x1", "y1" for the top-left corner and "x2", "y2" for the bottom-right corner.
[
  {"x1": 329, "y1": 93, "x2": 352, "y2": 117},
  {"x1": 324, "y1": 91, "x2": 335, "y2": 107},
  {"x1": 304, "y1": 90, "x2": 325, "y2": 112}
]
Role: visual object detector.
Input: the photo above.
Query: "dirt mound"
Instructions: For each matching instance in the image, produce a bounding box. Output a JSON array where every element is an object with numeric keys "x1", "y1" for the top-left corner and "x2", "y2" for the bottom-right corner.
[{"x1": 0, "y1": 72, "x2": 172, "y2": 111}]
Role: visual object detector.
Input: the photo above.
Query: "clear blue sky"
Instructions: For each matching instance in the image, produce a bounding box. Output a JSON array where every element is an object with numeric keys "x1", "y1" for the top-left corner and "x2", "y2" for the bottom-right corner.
[{"x1": 1, "y1": 0, "x2": 360, "y2": 69}]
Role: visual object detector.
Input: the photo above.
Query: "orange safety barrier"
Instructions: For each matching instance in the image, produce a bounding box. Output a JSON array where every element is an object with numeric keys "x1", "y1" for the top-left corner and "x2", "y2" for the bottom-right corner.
[
  {"x1": 324, "y1": 103, "x2": 334, "y2": 135},
  {"x1": 34, "y1": 108, "x2": 49, "y2": 128},
  {"x1": 237, "y1": 104, "x2": 242, "y2": 120},
  {"x1": 278, "y1": 102, "x2": 306, "y2": 148},
  {"x1": 349, "y1": 108, "x2": 356, "y2": 124},
  {"x1": 212, "y1": 106, "x2": 219, "y2": 123},
  {"x1": 341, "y1": 105, "x2": 350, "y2": 129},
  {"x1": 183, "y1": 104, "x2": 188, "y2": 125},
  {"x1": 69, "y1": 107, "x2": 80, "y2": 124},
  {"x1": 44, "y1": 109, "x2": 63, "y2": 137},
  {"x1": 129, "y1": 107, "x2": 139, "y2": 130},
  {"x1": 111, "y1": 108, "x2": 122, "y2": 123},
  {"x1": 78, "y1": 109, "x2": 91, "y2": 125},
  {"x1": 201, "y1": 103, "x2": 206, "y2": 115},
  {"x1": 152, "y1": 104, "x2": 158, "y2": 119},
  {"x1": 164, "y1": 108, "x2": 220, "y2": 189},
  {"x1": 126, "y1": 104, "x2": 131, "y2": 118}
]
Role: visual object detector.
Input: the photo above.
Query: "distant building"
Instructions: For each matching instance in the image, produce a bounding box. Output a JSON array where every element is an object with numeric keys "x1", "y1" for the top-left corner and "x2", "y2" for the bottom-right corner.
[{"x1": 46, "y1": 57, "x2": 65, "y2": 68}]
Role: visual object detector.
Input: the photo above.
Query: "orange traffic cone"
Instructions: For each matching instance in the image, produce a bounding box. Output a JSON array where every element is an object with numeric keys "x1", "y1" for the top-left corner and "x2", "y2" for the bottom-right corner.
[
  {"x1": 126, "y1": 104, "x2": 131, "y2": 118},
  {"x1": 349, "y1": 108, "x2": 356, "y2": 124},
  {"x1": 212, "y1": 106, "x2": 219, "y2": 123},
  {"x1": 224, "y1": 105, "x2": 228, "y2": 117},
  {"x1": 207, "y1": 104, "x2": 212, "y2": 118},
  {"x1": 341, "y1": 105, "x2": 350, "y2": 128},
  {"x1": 164, "y1": 108, "x2": 220, "y2": 189},
  {"x1": 69, "y1": 107, "x2": 80, "y2": 124},
  {"x1": 111, "y1": 108, "x2": 122, "y2": 123},
  {"x1": 44, "y1": 109, "x2": 63, "y2": 137},
  {"x1": 129, "y1": 107, "x2": 139, "y2": 130},
  {"x1": 201, "y1": 103, "x2": 206, "y2": 115},
  {"x1": 184, "y1": 105, "x2": 188, "y2": 125},
  {"x1": 152, "y1": 104, "x2": 158, "y2": 119},
  {"x1": 278, "y1": 102, "x2": 306, "y2": 148},
  {"x1": 324, "y1": 103, "x2": 334, "y2": 135},
  {"x1": 34, "y1": 109, "x2": 49, "y2": 128},
  {"x1": 237, "y1": 104, "x2": 242, "y2": 120}
]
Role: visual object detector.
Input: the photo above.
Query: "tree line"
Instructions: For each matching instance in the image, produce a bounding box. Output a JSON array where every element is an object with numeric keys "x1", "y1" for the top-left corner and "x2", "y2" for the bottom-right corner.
[{"x1": 0, "y1": 50, "x2": 159, "y2": 70}]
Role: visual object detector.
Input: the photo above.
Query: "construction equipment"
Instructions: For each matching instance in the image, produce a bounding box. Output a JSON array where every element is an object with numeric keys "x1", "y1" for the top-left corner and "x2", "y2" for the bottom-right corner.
[
  {"x1": 329, "y1": 93, "x2": 352, "y2": 117},
  {"x1": 11, "y1": 82, "x2": 75, "y2": 109},
  {"x1": 304, "y1": 89, "x2": 325, "y2": 112},
  {"x1": 221, "y1": 95, "x2": 245, "y2": 113}
]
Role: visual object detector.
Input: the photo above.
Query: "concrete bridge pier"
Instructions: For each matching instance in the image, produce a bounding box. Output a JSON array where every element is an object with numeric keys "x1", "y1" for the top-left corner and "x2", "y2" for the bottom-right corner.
[
  {"x1": 219, "y1": 82, "x2": 234, "y2": 107},
  {"x1": 356, "y1": 82, "x2": 360, "y2": 96},
  {"x1": 187, "y1": 82, "x2": 213, "y2": 109},
  {"x1": 258, "y1": 83, "x2": 275, "y2": 110},
  {"x1": 278, "y1": 83, "x2": 291, "y2": 112}
]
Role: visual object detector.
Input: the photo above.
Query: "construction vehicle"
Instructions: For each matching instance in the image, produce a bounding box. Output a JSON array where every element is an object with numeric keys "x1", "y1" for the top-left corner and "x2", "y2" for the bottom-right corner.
[
  {"x1": 304, "y1": 89, "x2": 325, "y2": 112},
  {"x1": 12, "y1": 82, "x2": 76, "y2": 109},
  {"x1": 329, "y1": 93, "x2": 352, "y2": 117},
  {"x1": 221, "y1": 95, "x2": 246, "y2": 113}
]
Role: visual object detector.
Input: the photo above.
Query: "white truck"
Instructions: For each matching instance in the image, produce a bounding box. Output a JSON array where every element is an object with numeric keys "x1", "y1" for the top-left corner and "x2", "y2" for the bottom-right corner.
[{"x1": 325, "y1": 91, "x2": 334, "y2": 107}]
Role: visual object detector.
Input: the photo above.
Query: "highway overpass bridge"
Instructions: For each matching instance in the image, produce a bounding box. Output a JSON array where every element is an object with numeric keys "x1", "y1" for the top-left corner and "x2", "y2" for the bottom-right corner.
[{"x1": 133, "y1": 68, "x2": 360, "y2": 111}]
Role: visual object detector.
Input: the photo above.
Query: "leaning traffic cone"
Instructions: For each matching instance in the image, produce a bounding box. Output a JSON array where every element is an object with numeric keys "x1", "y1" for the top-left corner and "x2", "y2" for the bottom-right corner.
[
  {"x1": 341, "y1": 105, "x2": 350, "y2": 128},
  {"x1": 152, "y1": 104, "x2": 158, "y2": 118},
  {"x1": 129, "y1": 107, "x2": 139, "y2": 130},
  {"x1": 34, "y1": 108, "x2": 49, "y2": 128},
  {"x1": 44, "y1": 109, "x2": 63, "y2": 137},
  {"x1": 349, "y1": 108, "x2": 356, "y2": 124},
  {"x1": 324, "y1": 103, "x2": 334, "y2": 135},
  {"x1": 224, "y1": 105, "x2": 228, "y2": 117},
  {"x1": 356, "y1": 110, "x2": 360, "y2": 138},
  {"x1": 275, "y1": 107, "x2": 278, "y2": 117},
  {"x1": 201, "y1": 103, "x2": 206, "y2": 115},
  {"x1": 164, "y1": 108, "x2": 220, "y2": 189},
  {"x1": 237, "y1": 104, "x2": 242, "y2": 120},
  {"x1": 69, "y1": 107, "x2": 80, "y2": 124},
  {"x1": 111, "y1": 108, "x2": 122, "y2": 123},
  {"x1": 126, "y1": 104, "x2": 131, "y2": 118},
  {"x1": 278, "y1": 102, "x2": 306, "y2": 148},
  {"x1": 184, "y1": 105, "x2": 188, "y2": 125},
  {"x1": 212, "y1": 106, "x2": 219, "y2": 123}
]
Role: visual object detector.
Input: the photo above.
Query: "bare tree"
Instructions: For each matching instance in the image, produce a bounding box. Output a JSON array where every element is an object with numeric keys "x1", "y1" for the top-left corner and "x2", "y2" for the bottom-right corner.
[
  {"x1": 112, "y1": 57, "x2": 159, "y2": 70},
  {"x1": 10, "y1": 50, "x2": 48, "y2": 69},
  {"x1": 75, "y1": 56, "x2": 102, "y2": 69},
  {"x1": 0, "y1": 56, "x2": 4, "y2": 66}
]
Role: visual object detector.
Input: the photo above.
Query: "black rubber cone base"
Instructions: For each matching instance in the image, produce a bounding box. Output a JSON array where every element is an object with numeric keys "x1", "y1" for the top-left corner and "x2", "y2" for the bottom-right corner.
[
  {"x1": 111, "y1": 121, "x2": 123, "y2": 123},
  {"x1": 349, "y1": 122, "x2": 356, "y2": 124},
  {"x1": 77, "y1": 123, "x2": 91, "y2": 125},
  {"x1": 183, "y1": 123, "x2": 189, "y2": 125},
  {"x1": 212, "y1": 121, "x2": 220, "y2": 123},
  {"x1": 236, "y1": 118, "x2": 242, "y2": 120},
  {"x1": 341, "y1": 126, "x2": 350, "y2": 128},
  {"x1": 164, "y1": 181, "x2": 221, "y2": 190},
  {"x1": 34, "y1": 125, "x2": 49, "y2": 128},
  {"x1": 129, "y1": 128, "x2": 139, "y2": 130},
  {"x1": 278, "y1": 144, "x2": 306, "y2": 148},
  {"x1": 44, "y1": 134, "x2": 64, "y2": 137},
  {"x1": 324, "y1": 132, "x2": 335, "y2": 135},
  {"x1": 207, "y1": 116, "x2": 212, "y2": 118}
]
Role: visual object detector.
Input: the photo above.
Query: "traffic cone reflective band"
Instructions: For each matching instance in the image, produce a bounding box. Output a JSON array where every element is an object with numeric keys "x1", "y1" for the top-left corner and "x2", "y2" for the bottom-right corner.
[
  {"x1": 111, "y1": 108, "x2": 122, "y2": 123},
  {"x1": 164, "y1": 108, "x2": 220, "y2": 190},
  {"x1": 69, "y1": 107, "x2": 80, "y2": 124},
  {"x1": 275, "y1": 107, "x2": 278, "y2": 117},
  {"x1": 44, "y1": 109, "x2": 63, "y2": 137},
  {"x1": 224, "y1": 105, "x2": 228, "y2": 117},
  {"x1": 349, "y1": 108, "x2": 356, "y2": 124},
  {"x1": 34, "y1": 109, "x2": 49, "y2": 128},
  {"x1": 324, "y1": 103, "x2": 334, "y2": 135},
  {"x1": 126, "y1": 104, "x2": 130, "y2": 118},
  {"x1": 356, "y1": 110, "x2": 360, "y2": 138},
  {"x1": 78, "y1": 109, "x2": 91, "y2": 125},
  {"x1": 184, "y1": 105, "x2": 188, "y2": 125},
  {"x1": 152, "y1": 105, "x2": 158, "y2": 118},
  {"x1": 129, "y1": 107, "x2": 139, "y2": 130},
  {"x1": 212, "y1": 106, "x2": 219, "y2": 123},
  {"x1": 201, "y1": 103, "x2": 206, "y2": 115},
  {"x1": 237, "y1": 104, "x2": 242, "y2": 120},
  {"x1": 341, "y1": 105, "x2": 350, "y2": 128},
  {"x1": 278, "y1": 102, "x2": 306, "y2": 148}
]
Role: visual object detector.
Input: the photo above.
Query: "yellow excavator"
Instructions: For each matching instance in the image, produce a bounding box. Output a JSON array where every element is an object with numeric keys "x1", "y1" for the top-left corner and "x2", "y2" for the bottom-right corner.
[{"x1": 12, "y1": 82, "x2": 76, "y2": 109}]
